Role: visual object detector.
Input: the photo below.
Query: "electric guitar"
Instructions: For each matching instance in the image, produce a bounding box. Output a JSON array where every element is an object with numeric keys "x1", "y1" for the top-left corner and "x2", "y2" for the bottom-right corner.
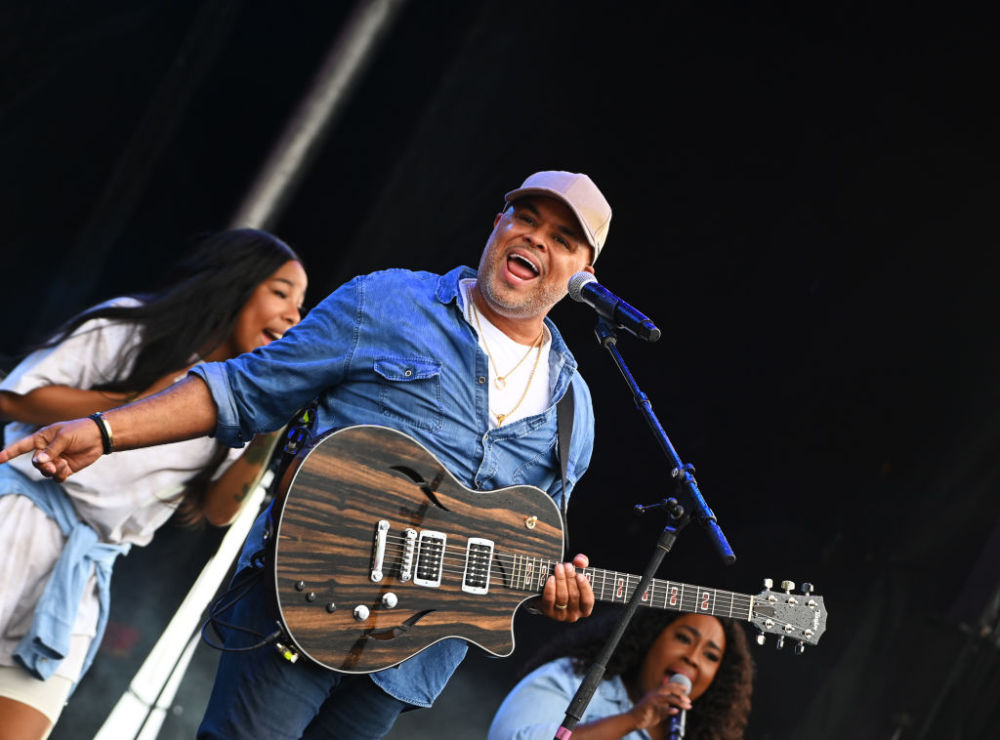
[{"x1": 272, "y1": 425, "x2": 828, "y2": 673}]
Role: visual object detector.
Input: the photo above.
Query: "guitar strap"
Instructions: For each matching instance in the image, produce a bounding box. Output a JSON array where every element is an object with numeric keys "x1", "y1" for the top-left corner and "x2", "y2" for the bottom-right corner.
[{"x1": 557, "y1": 385, "x2": 574, "y2": 553}]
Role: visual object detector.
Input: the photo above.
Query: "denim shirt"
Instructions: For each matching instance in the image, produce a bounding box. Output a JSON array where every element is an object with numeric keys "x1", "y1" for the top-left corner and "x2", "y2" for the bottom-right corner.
[
  {"x1": 0, "y1": 465, "x2": 130, "y2": 690},
  {"x1": 191, "y1": 265, "x2": 595, "y2": 707},
  {"x1": 487, "y1": 658, "x2": 651, "y2": 740}
]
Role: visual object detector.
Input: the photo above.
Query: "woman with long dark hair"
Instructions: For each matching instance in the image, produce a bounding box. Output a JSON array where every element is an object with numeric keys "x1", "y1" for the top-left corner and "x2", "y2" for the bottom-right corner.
[
  {"x1": 0, "y1": 228, "x2": 307, "y2": 740},
  {"x1": 489, "y1": 608, "x2": 754, "y2": 739}
]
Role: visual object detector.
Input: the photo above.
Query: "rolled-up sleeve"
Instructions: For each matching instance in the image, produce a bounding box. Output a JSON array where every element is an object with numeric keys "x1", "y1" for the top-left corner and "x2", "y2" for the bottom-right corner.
[
  {"x1": 189, "y1": 277, "x2": 364, "y2": 447},
  {"x1": 189, "y1": 361, "x2": 245, "y2": 446}
]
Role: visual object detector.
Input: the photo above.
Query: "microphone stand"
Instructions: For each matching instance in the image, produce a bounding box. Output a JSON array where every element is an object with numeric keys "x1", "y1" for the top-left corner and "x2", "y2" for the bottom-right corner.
[{"x1": 553, "y1": 317, "x2": 735, "y2": 739}]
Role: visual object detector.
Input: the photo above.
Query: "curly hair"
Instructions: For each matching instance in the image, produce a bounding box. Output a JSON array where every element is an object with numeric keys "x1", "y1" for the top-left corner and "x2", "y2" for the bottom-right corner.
[{"x1": 523, "y1": 608, "x2": 753, "y2": 739}]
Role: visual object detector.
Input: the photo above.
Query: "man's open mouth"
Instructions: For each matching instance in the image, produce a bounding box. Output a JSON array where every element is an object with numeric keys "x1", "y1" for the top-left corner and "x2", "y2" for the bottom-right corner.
[{"x1": 507, "y1": 252, "x2": 540, "y2": 280}]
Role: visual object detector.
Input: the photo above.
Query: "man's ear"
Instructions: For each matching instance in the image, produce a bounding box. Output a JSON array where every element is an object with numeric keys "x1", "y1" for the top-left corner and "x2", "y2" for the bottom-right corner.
[{"x1": 582, "y1": 263, "x2": 595, "y2": 275}]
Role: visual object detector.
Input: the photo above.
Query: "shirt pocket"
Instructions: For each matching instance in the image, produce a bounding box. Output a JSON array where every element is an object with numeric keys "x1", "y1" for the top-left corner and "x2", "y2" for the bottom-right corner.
[{"x1": 373, "y1": 356, "x2": 444, "y2": 433}]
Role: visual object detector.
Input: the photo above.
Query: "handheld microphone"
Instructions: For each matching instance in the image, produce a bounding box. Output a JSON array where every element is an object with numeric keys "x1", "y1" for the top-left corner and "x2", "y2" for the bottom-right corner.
[
  {"x1": 667, "y1": 673, "x2": 692, "y2": 740},
  {"x1": 566, "y1": 272, "x2": 661, "y2": 342}
]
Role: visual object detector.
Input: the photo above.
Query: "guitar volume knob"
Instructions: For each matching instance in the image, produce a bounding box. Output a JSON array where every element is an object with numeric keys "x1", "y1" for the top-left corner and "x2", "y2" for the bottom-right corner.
[
  {"x1": 353, "y1": 605, "x2": 370, "y2": 621},
  {"x1": 381, "y1": 593, "x2": 398, "y2": 609}
]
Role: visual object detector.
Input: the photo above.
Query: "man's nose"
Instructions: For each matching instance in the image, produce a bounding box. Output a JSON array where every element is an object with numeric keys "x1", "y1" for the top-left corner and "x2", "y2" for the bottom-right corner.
[{"x1": 524, "y1": 227, "x2": 549, "y2": 251}]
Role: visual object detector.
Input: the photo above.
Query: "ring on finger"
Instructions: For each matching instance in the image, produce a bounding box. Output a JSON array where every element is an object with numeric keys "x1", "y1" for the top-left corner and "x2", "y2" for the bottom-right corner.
[{"x1": 554, "y1": 603, "x2": 568, "y2": 610}]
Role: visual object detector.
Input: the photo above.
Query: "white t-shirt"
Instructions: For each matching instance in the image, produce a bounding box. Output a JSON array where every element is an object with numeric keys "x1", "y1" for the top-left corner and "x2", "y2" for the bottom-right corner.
[{"x1": 458, "y1": 279, "x2": 552, "y2": 427}]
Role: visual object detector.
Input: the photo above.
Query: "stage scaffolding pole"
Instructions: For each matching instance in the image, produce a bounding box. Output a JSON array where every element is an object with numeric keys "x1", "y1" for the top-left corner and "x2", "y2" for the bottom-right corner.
[{"x1": 230, "y1": 0, "x2": 408, "y2": 229}]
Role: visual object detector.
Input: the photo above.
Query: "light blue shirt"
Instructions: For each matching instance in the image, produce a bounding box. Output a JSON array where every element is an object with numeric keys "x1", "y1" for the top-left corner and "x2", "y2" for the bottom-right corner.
[
  {"x1": 488, "y1": 657, "x2": 651, "y2": 740},
  {"x1": 0, "y1": 465, "x2": 129, "y2": 690},
  {"x1": 191, "y1": 266, "x2": 595, "y2": 707}
]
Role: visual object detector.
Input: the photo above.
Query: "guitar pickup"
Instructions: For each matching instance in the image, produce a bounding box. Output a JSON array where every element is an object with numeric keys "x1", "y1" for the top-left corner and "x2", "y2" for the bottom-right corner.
[
  {"x1": 370, "y1": 520, "x2": 390, "y2": 583},
  {"x1": 413, "y1": 531, "x2": 446, "y2": 588},
  {"x1": 398, "y1": 528, "x2": 418, "y2": 582},
  {"x1": 462, "y1": 538, "x2": 494, "y2": 595}
]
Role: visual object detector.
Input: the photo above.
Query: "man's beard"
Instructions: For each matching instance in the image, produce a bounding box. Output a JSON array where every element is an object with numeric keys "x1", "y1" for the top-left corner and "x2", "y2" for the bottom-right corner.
[{"x1": 477, "y1": 253, "x2": 564, "y2": 319}]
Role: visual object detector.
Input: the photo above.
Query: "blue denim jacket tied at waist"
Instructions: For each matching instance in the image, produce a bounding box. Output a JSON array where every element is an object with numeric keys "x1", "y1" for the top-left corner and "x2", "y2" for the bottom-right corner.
[{"x1": 0, "y1": 464, "x2": 130, "y2": 689}]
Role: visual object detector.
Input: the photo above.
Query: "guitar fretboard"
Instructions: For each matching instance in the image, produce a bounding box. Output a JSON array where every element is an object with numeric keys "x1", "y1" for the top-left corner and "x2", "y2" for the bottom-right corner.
[{"x1": 503, "y1": 553, "x2": 754, "y2": 622}]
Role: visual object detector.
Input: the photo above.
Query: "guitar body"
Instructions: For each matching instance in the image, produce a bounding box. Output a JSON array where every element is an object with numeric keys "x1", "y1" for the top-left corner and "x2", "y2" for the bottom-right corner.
[
  {"x1": 273, "y1": 424, "x2": 565, "y2": 673},
  {"x1": 273, "y1": 425, "x2": 829, "y2": 673}
]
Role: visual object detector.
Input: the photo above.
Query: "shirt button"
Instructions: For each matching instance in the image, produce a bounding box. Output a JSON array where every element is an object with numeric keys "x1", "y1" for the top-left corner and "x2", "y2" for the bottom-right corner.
[{"x1": 478, "y1": 376, "x2": 486, "y2": 384}]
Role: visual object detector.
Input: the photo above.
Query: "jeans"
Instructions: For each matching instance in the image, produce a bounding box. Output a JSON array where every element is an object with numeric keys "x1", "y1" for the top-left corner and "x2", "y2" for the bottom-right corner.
[{"x1": 197, "y1": 569, "x2": 407, "y2": 739}]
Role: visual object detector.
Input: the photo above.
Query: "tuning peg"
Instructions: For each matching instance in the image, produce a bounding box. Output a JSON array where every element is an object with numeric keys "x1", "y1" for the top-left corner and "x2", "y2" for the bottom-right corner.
[
  {"x1": 762, "y1": 578, "x2": 773, "y2": 589},
  {"x1": 800, "y1": 582, "x2": 814, "y2": 595},
  {"x1": 756, "y1": 633, "x2": 766, "y2": 646},
  {"x1": 794, "y1": 642, "x2": 806, "y2": 655},
  {"x1": 781, "y1": 580, "x2": 795, "y2": 593},
  {"x1": 776, "y1": 635, "x2": 785, "y2": 650}
]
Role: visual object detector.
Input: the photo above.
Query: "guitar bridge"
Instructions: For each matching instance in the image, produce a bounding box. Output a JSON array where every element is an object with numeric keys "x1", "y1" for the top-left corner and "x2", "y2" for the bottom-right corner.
[
  {"x1": 462, "y1": 538, "x2": 494, "y2": 595},
  {"x1": 398, "y1": 528, "x2": 418, "y2": 582},
  {"x1": 413, "y1": 531, "x2": 446, "y2": 588}
]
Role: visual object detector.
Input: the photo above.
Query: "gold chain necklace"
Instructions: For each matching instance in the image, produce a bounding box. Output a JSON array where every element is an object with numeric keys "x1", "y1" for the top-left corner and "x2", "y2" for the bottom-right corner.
[
  {"x1": 470, "y1": 299, "x2": 545, "y2": 426},
  {"x1": 470, "y1": 300, "x2": 544, "y2": 390}
]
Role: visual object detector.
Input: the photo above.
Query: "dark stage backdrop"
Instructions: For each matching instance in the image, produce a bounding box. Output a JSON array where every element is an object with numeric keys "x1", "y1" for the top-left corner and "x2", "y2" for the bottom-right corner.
[{"x1": 2, "y1": 2, "x2": 998, "y2": 738}]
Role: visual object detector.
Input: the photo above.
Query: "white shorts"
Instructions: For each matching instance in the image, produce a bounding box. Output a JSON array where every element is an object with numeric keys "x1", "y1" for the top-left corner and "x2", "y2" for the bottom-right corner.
[{"x1": 0, "y1": 664, "x2": 73, "y2": 727}]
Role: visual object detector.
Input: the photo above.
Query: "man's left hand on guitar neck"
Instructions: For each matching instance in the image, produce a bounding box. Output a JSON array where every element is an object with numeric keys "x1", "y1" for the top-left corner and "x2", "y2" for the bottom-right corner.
[{"x1": 536, "y1": 553, "x2": 595, "y2": 622}]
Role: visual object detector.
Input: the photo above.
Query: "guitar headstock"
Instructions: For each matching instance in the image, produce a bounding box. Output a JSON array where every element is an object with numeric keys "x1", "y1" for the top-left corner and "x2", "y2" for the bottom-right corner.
[{"x1": 750, "y1": 579, "x2": 827, "y2": 654}]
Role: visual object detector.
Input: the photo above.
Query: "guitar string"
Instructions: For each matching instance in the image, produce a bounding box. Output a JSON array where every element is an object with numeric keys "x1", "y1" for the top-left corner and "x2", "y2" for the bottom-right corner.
[
  {"x1": 375, "y1": 535, "x2": 753, "y2": 600},
  {"x1": 373, "y1": 533, "x2": 717, "y2": 594},
  {"x1": 367, "y1": 538, "x2": 755, "y2": 610}
]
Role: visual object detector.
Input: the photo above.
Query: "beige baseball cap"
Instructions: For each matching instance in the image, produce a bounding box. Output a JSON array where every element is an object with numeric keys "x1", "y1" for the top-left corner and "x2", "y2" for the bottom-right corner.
[{"x1": 504, "y1": 170, "x2": 612, "y2": 262}]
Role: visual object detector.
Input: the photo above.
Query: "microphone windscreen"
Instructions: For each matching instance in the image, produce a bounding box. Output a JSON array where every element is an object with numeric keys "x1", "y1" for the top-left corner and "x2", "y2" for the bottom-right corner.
[
  {"x1": 669, "y1": 673, "x2": 693, "y2": 695},
  {"x1": 567, "y1": 271, "x2": 597, "y2": 300}
]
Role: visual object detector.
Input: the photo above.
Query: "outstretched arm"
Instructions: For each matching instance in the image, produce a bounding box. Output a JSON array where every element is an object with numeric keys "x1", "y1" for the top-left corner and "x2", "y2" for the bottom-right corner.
[
  {"x1": 0, "y1": 376, "x2": 218, "y2": 481},
  {"x1": 0, "y1": 386, "x2": 131, "y2": 426},
  {"x1": 0, "y1": 362, "x2": 195, "y2": 427}
]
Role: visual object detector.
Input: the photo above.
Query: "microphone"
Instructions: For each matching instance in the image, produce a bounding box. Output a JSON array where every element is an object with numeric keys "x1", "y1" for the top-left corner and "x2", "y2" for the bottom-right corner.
[
  {"x1": 566, "y1": 272, "x2": 661, "y2": 342},
  {"x1": 666, "y1": 673, "x2": 692, "y2": 740}
]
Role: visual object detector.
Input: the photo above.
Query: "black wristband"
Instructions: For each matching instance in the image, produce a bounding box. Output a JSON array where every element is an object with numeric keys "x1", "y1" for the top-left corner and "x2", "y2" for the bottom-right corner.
[{"x1": 88, "y1": 412, "x2": 114, "y2": 455}]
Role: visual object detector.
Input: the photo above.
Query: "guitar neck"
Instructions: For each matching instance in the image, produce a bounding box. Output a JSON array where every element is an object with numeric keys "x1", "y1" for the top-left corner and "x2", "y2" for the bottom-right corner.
[{"x1": 505, "y1": 555, "x2": 753, "y2": 623}]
